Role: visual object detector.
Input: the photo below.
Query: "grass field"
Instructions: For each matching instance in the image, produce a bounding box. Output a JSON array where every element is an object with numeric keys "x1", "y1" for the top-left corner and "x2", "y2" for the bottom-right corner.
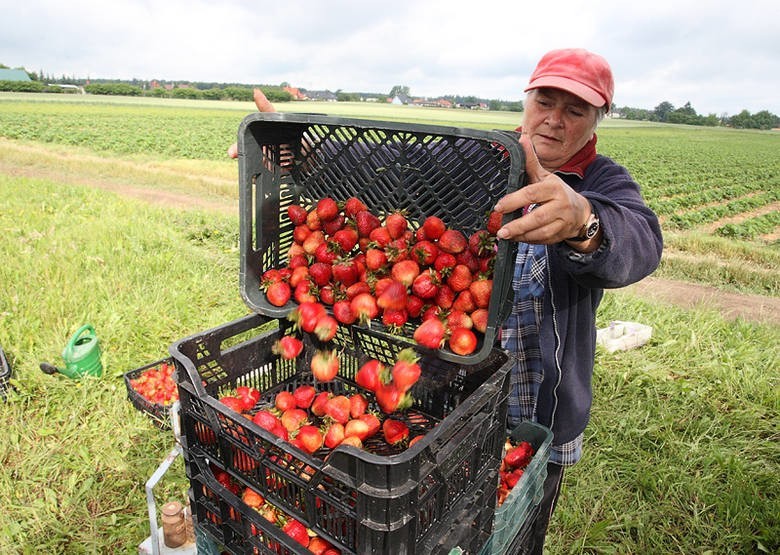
[{"x1": 0, "y1": 93, "x2": 777, "y2": 554}]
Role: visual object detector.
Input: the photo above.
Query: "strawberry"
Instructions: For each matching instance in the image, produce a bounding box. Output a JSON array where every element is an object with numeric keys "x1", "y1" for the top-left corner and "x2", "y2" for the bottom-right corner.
[
  {"x1": 446, "y1": 309, "x2": 473, "y2": 331},
  {"x1": 322, "y1": 213, "x2": 346, "y2": 236},
  {"x1": 287, "y1": 204, "x2": 308, "y2": 226},
  {"x1": 252, "y1": 409, "x2": 280, "y2": 431},
  {"x1": 391, "y1": 259, "x2": 420, "y2": 287},
  {"x1": 358, "y1": 412, "x2": 381, "y2": 438},
  {"x1": 333, "y1": 299, "x2": 357, "y2": 325},
  {"x1": 471, "y1": 308, "x2": 489, "y2": 334},
  {"x1": 332, "y1": 257, "x2": 359, "y2": 286},
  {"x1": 385, "y1": 211, "x2": 408, "y2": 239},
  {"x1": 422, "y1": 215, "x2": 446, "y2": 240},
  {"x1": 382, "y1": 418, "x2": 410, "y2": 445},
  {"x1": 344, "y1": 196, "x2": 368, "y2": 218},
  {"x1": 313, "y1": 241, "x2": 338, "y2": 265},
  {"x1": 323, "y1": 421, "x2": 345, "y2": 449},
  {"x1": 411, "y1": 269, "x2": 440, "y2": 299},
  {"x1": 413, "y1": 317, "x2": 446, "y2": 350},
  {"x1": 274, "y1": 390, "x2": 297, "y2": 412},
  {"x1": 313, "y1": 314, "x2": 339, "y2": 342},
  {"x1": 344, "y1": 418, "x2": 371, "y2": 442},
  {"x1": 282, "y1": 519, "x2": 310, "y2": 550},
  {"x1": 292, "y1": 384, "x2": 317, "y2": 409},
  {"x1": 242, "y1": 487, "x2": 264, "y2": 509},
  {"x1": 437, "y1": 228, "x2": 468, "y2": 254},
  {"x1": 236, "y1": 386, "x2": 261, "y2": 411},
  {"x1": 355, "y1": 209, "x2": 381, "y2": 238},
  {"x1": 377, "y1": 279, "x2": 409, "y2": 311},
  {"x1": 406, "y1": 294, "x2": 425, "y2": 318},
  {"x1": 504, "y1": 440, "x2": 534, "y2": 468},
  {"x1": 293, "y1": 223, "x2": 312, "y2": 245},
  {"x1": 355, "y1": 359, "x2": 384, "y2": 392},
  {"x1": 365, "y1": 247, "x2": 389, "y2": 272},
  {"x1": 311, "y1": 391, "x2": 332, "y2": 417},
  {"x1": 302, "y1": 229, "x2": 326, "y2": 255},
  {"x1": 324, "y1": 395, "x2": 351, "y2": 424},
  {"x1": 447, "y1": 264, "x2": 473, "y2": 292},
  {"x1": 351, "y1": 292, "x2": 379, "y2": 324},
  {"x1": 433, "y1": 252, "x2": 457, "y2": 274},
  {"x1": 411, "y1": 240, "x2": 439, "y2": 266},
  {"x1": 469, "y1": 277, "x2": 493, "y2": 309},
  {"x1": 319, "y1": 284, "x2": 336, "y2": 305},
  {"x1": 468, "y1": 229, "x2": 496, "y2": 258},
  {"x1": 280, "y1": 407, "x2": 309, "y2": 432},
  {"x1": 486, "y1": 209, "x2": 503, "y2": 235},
  {"x1": 316, "y1": 197, "x2": 339, "y2": 221},
  {"x1": 448, "y1": 327, "x2": 478, "y2": 356},
  {"x1": 293, "y1": 280, "x2": 318, "y2": 304},
  {"x1": 349, "y1": 393, "x2": 369, "y2": 418},
  {"x1": 308, "y1": 261, "x2": 332, "y2": 287},
  {"x1": 332, "y1": 227, "x2": 359, "y2": 253},
  {"x1": 295, "y1": 425, "x2": 324, "y2": 455},
  {"x1": 452, "y1": 290, "x2": 477, "y2": 313},
  {"x1": 311, "y1": 350, "x2": 339, "y2": 382},
  {"x1": 435, "y1": 284, "x2": 455, "y2": 310},
  {"x1": 391, "y1": 348, "x2": 421, "y2": 393},
  {"x1": 382, "y1": 307, "x2": 408, "y2": 331},
  {"x1": 456, "y1": 248, "x2": 480, "y2": 273},
  {"x1": 340, "y1": 435, "x2": 363, "y2": 449},
  {"x1": 220, "y1": 395, "x2": 244, "y2": 414},
  {"x1": 288, "y1": 265, "x2": 310, "y2": 287},
  {"x1": 290, "y1": 301, "x2": 327, "y2": 333},
  {"x1": 385, "y1": 237, "x2": 410, "y2": 262},
  {"x1": 375, "y1": 381, "x2": 412, "y2": 414},
  {"x1": 369, "y1": 226, "x2": 392, "y2": 248},
  {"x1": 264, "y1": 280, "x2": 291, "y2": 307}
]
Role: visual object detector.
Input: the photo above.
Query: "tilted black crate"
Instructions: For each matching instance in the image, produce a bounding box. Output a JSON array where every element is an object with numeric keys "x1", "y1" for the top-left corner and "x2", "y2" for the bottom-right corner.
[
  {"x1": 237, "y1": 113, "x2": 525, "y2": 364},
  {"x1": 123, "y1": 357, "x2": 177, "y2": 428},
  {"x1": 170, "y1": 313, "x2": 511, "y2": 554},
  {"x1": 0, "y1": 346, "x2": 11, "y2": 401}
]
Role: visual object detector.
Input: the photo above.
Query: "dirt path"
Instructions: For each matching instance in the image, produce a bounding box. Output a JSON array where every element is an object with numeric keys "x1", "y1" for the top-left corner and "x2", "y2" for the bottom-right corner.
[{"x1": 4, "y1": 146, "x2": 777, "y2": 327}]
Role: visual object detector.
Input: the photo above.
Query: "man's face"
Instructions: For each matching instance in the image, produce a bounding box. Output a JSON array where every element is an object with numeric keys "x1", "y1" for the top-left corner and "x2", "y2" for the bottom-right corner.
[{"x1": 522, "y1": 88, "x2": 600, "y2": 171}]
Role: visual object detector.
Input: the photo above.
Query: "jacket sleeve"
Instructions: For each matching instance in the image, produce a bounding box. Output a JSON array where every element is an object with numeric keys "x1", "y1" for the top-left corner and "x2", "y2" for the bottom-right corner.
[{"x1": 550, "y1": 156, "x2": 663, "y2": 289}]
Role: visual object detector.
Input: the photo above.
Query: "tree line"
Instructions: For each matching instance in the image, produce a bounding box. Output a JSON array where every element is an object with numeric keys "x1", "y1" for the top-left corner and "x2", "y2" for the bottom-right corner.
[{"x1": 1, "y1": 65, "x2": 777, "y2": 130}]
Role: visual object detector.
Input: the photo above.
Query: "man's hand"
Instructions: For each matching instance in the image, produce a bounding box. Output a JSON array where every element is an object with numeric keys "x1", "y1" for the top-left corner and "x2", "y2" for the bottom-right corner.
[
  {"x1": 494, "y1": 134, "x2": 594, "y2": 246},
  {"x1": 227, "y1": 88, "x2": 276, "y2": 159}
]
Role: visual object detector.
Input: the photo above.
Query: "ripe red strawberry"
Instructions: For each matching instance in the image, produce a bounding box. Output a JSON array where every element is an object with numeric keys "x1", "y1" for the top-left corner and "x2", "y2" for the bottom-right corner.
[
  {"x1": 447, "y1": 264, "x2": 473, "y2": 292},
  {"x1": 446, "y1": 309, "x2": 473, "y2": 331},
  {"x1": 289, "y1": 265, "x2": 309, "y2": 287},
  {"x1": 486, "y1": 209, "x2": 503, "y2": 235},
  {"x1": 391, "y1": 259, "x2": 420, "y2": 287},
  {"x1": 413, "y1": 317, "x2": 446, "y2": 350},
  {"x1": 411, "y1": 269, "x2": 440, "y2": 299},
  {"x1": 274, "y1": 390, "x2": 297, "y2": 412},
  {"x1": 322, "y1": 214, "x2": 346, "y2": 237},
  {"x1": 340, "y1": 435, "x2": 363, "y2": 449},
  {"x1": 368, "y1": 226, "x2": 392, "y2": 248},
  {"x1": 324, "y1": 395, "x2": 351, "y2": 424},
  {"x1": 422, "y1": 215, "x2": 447, "y2": 240},
  {"x1": 358, "y1": 412, "x2": 381, "y2": 438},
  {"x1": 295, "y1": 425, "x2": 324, "y2": 455},
  {"x1": 355, "y1": 359, "x2": 384, "y2": 392},
  {"x1": 382, "y1": 308, "x2": 408, "y2": 331},
  {"x1": 349, "y1": 393, "x2": 369, "y2": 418},
  {"x1": 280, "y1": 407, "x2": 308, "y2": 432},
  {"x1": 293, "y1": 224, "x2": 312, "y2": 245},
  {"x1": 437, "y1": 229, "x2": 468, "y2": 254},
  {"x1": 252, "y1": 409, "x2": 281, "y2": 431},
  {"x1": 344, "y1": 196, "x2": 368, "y2": 218},
  {"x1": 287, "y1": 204, "x2": 308, "y2": 226},
  {"x1": 293, "y1": 280, "x2": 318, "y2": 304},
  {"x1": 319, "y1": 284, "x2": 335, "y2": 305},
  {"x1": 391, "y1": 348, "x2": 421, "y2": 393},
  {"x1": 456, "y1": 248, "x2": 480, "y2": 273},
  {"x1": 453, "y1": 290, "x2": 477, "y2": 313},
  {"x1": 469, "y1": 277, "x2": 493, "y2": 309},
  {"x1": 411, "y1": 240, "x2": 439, "y2": 266},
  {"x1": 344, "y1": 418, "x2": 371, "y2": 442},
  {"x1": 332, "y1": 257, "x2": 359, "y2": 286},
  {"x1": 293, "y1": 384, "x2": 317, "y2": 409},
  {"x1": 385, "y1": 211, "x2": 408, "y2": 239},
  {"x1": 316, "y1": 197, "x2": 339, "y2": 221},
  {"x1": 435, "y1": 284, "x2": 455, "y2": 310},
  {"x1": 471, "y1": 308, "x2": 489, "y2": 334},
  {"x1": 313, "y1": 241, "x2": 338, "y2": 265},
  {"x1": 382, "y1": 418, "x2": 410, "y2": 445},
  {"x1": 448, "y1": 327, "x2": 478, "y2": 356},
  {"x1": 324, "y1": 421, "x2": 345, "y2": 449},
  {"x1": 272, "y1": 336, "x2": 304, "y2": 360},
  {"x1": 220, "y1": 395, "x2": 244, "y2": 414},
  {"x1": 333, "y1": 299, "x2": 357, "y2": 325},
  {"x1": 290, "y1": 301, "x2": 327, "y2": 333},
  {"x1": 377, "y1": 279, "x2": 409, "y2": 311},
  {"x1": 314, "y1": 314, "x2": 339, "y2": 342},
  {"x1": 242, "y1": 487, "x2": 264, "y2": 509},
  {"x1": 375, "y1": 381, "x2": 411, "y2": 414},
  {"x1": 302, "y1": 229, "x2": 326, "y2": 256},
  {"x1": 468, "y1": 229, "x2": 496, "y2": 258},
  {"x1": 365, "y1": 247, "x2": 389, "y2": 272},
  {"x1": 235, "y1": 386, "x2": 261, "y2": 412},
  {"x1": 332, "y1": 227, "x2": 358, "y2": 253},
  {"x1": 308, "y1": 262, "x2": 332, "y2": 287},
  {"x1": 288, "y1": 253, "x2": 310, "y2": 271},
  {"x1": 311, "y1": 391, "x2": 331, "y2": 417},
  {"x1": 265, "y1": 280, "x2": 291, "y2": 307},
  {"x1": 350, "y1": 292, "x2": 379, "y2": 324},
  {"x1": 355, "y1": 209, "x2": 381, "y2": 238},
  {"x1": 385, "y1": 237, "x2": 410, "y2": 262},
  {"x1": 311, "y1": 350, "x2": 339, "y2": 382}
]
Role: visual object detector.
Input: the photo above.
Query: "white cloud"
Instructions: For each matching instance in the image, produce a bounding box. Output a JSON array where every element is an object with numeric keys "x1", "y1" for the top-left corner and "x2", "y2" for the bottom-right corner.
[{"x1": 1, "y1": 0, "x2": 779, "y2": 114}]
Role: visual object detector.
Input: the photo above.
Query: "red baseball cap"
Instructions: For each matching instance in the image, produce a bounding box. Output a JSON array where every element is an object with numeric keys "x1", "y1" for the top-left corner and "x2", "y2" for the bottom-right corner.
[{"x1": 525, "y1": 48, "x2": 614, "y2": 109}]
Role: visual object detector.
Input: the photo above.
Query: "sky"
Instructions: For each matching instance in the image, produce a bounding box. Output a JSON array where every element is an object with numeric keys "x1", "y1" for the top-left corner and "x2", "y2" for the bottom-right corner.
[{"x1": 1, "y1": 0, "x2": 779, "y2": 116}]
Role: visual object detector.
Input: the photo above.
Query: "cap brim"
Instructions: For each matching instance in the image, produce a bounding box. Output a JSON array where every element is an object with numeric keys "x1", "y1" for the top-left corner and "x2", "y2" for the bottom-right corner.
[{"x1": 524, "y1": 76, "x2": 606, "y2": 108}]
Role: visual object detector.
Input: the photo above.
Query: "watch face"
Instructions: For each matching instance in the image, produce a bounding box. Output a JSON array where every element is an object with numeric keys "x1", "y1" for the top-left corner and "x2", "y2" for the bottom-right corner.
[{"x1": 585, "y1": 220, "x2": 599, "y2": 238}]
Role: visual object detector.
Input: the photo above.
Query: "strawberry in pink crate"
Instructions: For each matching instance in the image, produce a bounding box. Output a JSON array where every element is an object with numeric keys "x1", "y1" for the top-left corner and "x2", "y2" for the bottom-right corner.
[{"x1": 497, "y1": 439, "x2": 535, "y2": 506}]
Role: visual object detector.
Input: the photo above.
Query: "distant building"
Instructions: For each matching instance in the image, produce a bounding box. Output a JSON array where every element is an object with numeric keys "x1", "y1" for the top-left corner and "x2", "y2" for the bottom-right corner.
[
  {"x1": 304, "y1": 89, "x2": 338, "y2": 102},
  {"x1": 283, "y1": 86, "x2": 307, "y2": 100},
  {"x1": 0, "y1": 68, "x2": 32, "y2": 81}
]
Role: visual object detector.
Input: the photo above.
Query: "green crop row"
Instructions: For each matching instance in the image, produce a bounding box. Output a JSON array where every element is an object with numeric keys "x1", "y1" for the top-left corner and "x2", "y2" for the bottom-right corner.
[
  {"x1": 717, "y1": 210, "x2": 780, "y2": 239},
  {"x1": 665, "y1": 190, "x2": 780, "y2": 230}
]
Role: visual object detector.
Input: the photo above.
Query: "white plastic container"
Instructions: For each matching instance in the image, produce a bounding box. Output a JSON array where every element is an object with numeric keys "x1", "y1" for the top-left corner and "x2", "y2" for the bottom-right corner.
[{"x1": 596, "y1": 321, "x2": 653, "y2": 353}]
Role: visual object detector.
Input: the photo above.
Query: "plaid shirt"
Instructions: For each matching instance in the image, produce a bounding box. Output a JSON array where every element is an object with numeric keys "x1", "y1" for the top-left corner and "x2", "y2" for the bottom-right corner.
[{"x1": 501, "y1": 241, "x2": 583, "y2": 466}]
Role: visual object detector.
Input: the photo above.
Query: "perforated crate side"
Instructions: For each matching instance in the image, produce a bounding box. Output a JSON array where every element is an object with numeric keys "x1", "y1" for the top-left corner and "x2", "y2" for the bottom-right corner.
[
  {"x1": 0, "y1": 346, "x2": 11, "y2": 401},
  {"x1": 171, "y1": 313, "x2": 512, "y2": 555},
  {"x1": 237, "y1": 113, "x2": 525, "y2": 365}
]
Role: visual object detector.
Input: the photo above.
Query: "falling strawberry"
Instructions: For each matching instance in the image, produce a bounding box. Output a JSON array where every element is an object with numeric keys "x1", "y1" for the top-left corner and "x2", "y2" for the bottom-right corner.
[
  {"x1": 355, "y1": 359, "x2": 384, "y2": 392},
  {"x1": 313, "y1": 314, "x2": 339, "y2": 342},
  {"x1": 311, "y1": 350, "x2": 339, "y2": 382},
  {"x1": 391, "y1": 348, "x2": 422, "y2": 393},
  {"x1": 375, "y1": 381, "x2": 412, "y2": 414},
  {"x1": 272, "y1": 335, "x2": 304, "y2": 360}
]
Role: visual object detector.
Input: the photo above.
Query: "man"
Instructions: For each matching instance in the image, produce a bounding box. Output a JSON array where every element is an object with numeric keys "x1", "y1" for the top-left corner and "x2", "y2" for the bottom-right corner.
[{"x1": 493, "y1": 48, "x2": 663, "y2": 553}]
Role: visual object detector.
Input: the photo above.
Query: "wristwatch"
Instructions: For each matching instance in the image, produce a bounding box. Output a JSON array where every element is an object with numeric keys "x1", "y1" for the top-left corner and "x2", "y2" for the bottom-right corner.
[{"x1": 567, "y1": 211, "x2": 600, "y2": 242}]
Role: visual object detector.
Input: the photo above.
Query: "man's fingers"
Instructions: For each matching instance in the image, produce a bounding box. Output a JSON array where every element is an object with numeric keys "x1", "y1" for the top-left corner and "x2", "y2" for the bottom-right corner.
[
  {"x1": 253, "y1": 88, "x2": 276, "y2": 113},
  {"x1": 519, "y1": 133, "x2": 550, "y2": 184}
]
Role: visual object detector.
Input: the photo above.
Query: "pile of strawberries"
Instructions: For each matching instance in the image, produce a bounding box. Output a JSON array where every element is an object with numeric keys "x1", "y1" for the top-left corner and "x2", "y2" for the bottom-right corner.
[
  {"x1": 260, "y1": 195, "x2": 503, "y2": 356},
  {"x1": 210, "y1": 466, "x2": 342, "y2": 554},
  {"x1": 497, "y1": 438, "x2": 536, "y2": 507},
  {"x1": 128, "y1": 360, "x2": 178, "y2": 406}
]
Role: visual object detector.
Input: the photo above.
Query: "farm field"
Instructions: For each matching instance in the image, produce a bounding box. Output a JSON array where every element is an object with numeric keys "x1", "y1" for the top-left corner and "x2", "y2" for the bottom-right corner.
[{"x1": 0, "y1": 93, "x2": 777, "y2": 554}]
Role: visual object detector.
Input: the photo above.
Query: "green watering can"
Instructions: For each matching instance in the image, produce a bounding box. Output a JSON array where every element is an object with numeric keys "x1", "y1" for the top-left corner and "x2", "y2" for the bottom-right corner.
[{"x1": 40, "y1": 324, "x2": 103, "y2": 379}]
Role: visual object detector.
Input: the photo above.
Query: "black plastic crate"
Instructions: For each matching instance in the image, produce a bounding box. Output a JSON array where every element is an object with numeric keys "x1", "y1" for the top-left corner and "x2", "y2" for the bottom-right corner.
[
  {"x1": 237, "y1": 113, "x2": 525, "y2": 365},
  {"x1": 0, "y1": 346, "x2": 12, "y2": 401},
  {"x1": 170, "y1": 312, "x2": 511, "y2": 554},
  {"x1": 123, "y1": 357, "x2": 178, "y2": 428}
]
